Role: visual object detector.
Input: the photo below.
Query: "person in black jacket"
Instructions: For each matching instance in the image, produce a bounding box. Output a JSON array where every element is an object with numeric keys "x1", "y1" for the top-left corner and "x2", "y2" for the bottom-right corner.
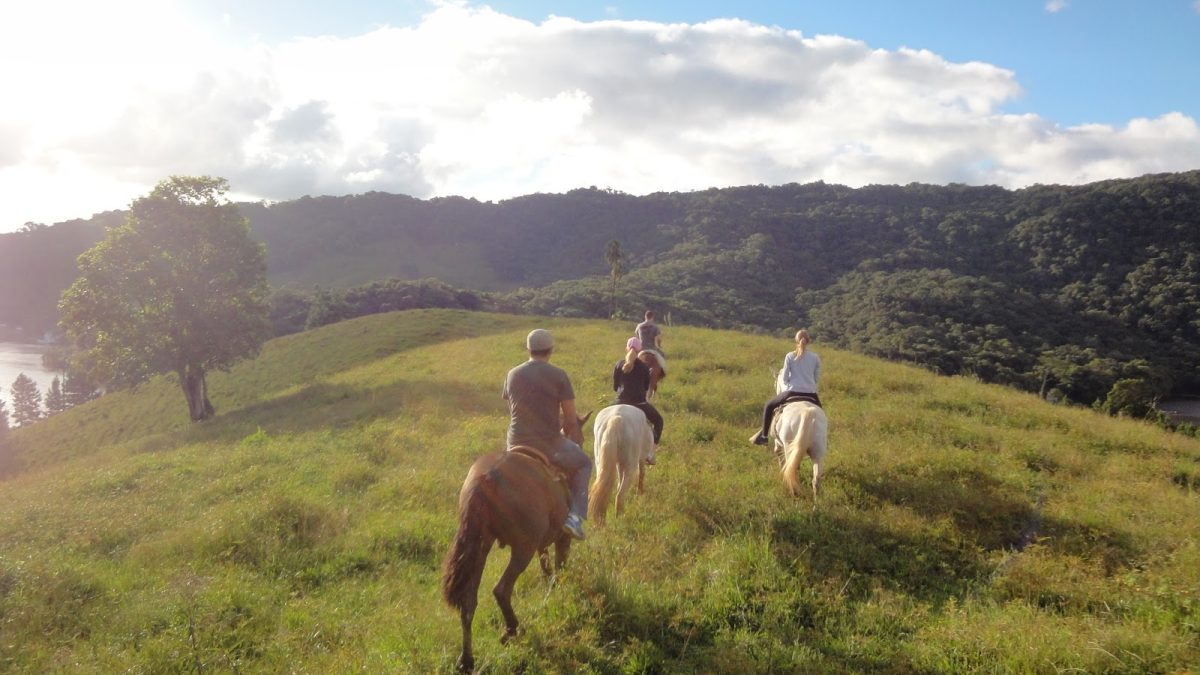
[{"x1": 612, "y1": 337, "x2": 664, "y2": 459}]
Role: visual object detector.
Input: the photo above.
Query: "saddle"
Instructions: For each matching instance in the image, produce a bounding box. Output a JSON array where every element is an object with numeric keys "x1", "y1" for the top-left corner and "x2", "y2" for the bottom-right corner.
[
  {"x1": 779, "y1": 392, "x2": 820, "y2": 407},
  {"x1": 770, "y1": 394, "x2": 822, "y2": 439},
  {"x1": 507, "y1": 445, "x2": 569, "y2": 485}
]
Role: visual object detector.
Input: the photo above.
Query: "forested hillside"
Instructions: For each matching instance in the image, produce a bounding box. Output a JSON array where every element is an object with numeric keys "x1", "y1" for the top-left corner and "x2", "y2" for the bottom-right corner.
[
  {"x1": 4, "y1": 171, "x2": 1199, "y2": 409},
  {"x1": 0, "y1": 214, "x2": 116, "y2": 340}
]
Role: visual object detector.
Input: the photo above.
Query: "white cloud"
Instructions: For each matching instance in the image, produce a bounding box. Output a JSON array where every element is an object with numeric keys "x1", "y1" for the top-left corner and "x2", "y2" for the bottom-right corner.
[
  {"x1": 1, "y1": 2, "x2": 1198, "y2": 230},
  {"x1": 1045, "y1": 1, "x2": 1069, "y2": 13}
]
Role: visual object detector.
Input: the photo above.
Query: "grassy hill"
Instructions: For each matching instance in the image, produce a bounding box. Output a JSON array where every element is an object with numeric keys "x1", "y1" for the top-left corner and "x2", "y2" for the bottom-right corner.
[{"x1": 1, "y1": 310, "x2": 1197, "y2": 673}]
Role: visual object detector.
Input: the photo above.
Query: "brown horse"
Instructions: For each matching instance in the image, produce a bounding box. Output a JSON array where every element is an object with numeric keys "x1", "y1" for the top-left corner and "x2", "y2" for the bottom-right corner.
[
  {"x1": 638, "y1": 350, "x2": 666, "y2": 399},
  {"x1": 441, "y1": 424, "x2": 590, "y2": 672}
]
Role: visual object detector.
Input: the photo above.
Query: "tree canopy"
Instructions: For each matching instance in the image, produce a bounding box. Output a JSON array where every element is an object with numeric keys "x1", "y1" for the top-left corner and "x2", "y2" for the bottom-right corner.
[{"x1": 59, "y1": 176, "x2": 270, "y2": 421}]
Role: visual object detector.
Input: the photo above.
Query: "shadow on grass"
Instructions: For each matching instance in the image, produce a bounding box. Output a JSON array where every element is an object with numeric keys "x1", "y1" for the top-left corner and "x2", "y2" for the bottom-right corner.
[
  {"x1": 144, "y1": 378, "x2": 501, "y2": 456},
  {"x1": 763, "y1": 467, "x2": 1039, "y2": 604},
  {"x1": 842, "y1": 464, "x2": 1146, "y2": 573},
  {"x1": 770, "y1": 508, "x2": 988, "y2": 604},
  {"x1": 843, "y1": 466, "x2": 1033, "y2": 552},
  {"x1": 769, "y1": 465, "x2": 1147, "y2": 606},
  {"x1": 1036, "y1": 515, "x2": 1142, "y2": 575}
]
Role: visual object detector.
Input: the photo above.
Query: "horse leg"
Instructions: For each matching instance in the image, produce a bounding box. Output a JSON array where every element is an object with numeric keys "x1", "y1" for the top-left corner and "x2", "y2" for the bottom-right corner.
[
  {"x1": 637, "y1": 460, "x2": 646, "y2": 494},
  {"x1": 457, "y1": 602, "x2": 476, "y2": 673},
  {"x1": 494, "y1": 545, "x2": 535, "y2": 644},
  {"x1": 615, "y1": 468, "x2": 631, "y2": 517},
  {"x1": 812, "y1": 458, "x2": 824, "y2": 505},
  {"x1": 538, "y1": 548, "x2": 553, "y2": 580},
  {"x1": 554, "y1": 536, "x2": 571, "y2": 571},
  {"x1": 454, "y1": 533, "x2": 492, "y2": 673}
]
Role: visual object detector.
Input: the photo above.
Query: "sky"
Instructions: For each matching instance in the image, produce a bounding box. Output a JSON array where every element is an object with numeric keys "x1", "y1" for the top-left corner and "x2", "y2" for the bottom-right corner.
[{"x1": 1, "y1": 0, "x2": 1198, "y2": 232}]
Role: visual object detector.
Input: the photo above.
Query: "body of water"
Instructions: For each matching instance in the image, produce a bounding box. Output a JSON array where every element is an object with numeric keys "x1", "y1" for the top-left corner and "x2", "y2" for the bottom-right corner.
[{"x1": 0, "y1": 342, "x2": 58, "y2": 417}]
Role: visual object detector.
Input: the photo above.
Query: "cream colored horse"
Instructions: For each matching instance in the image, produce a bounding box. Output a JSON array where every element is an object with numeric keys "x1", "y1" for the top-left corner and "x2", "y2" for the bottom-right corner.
[
  {"x1": 772, "y1": 369, "x2": 829, "y2": 501},
  {"x1": 589, "y1": 404, "x2": 656, "y2": 524}
]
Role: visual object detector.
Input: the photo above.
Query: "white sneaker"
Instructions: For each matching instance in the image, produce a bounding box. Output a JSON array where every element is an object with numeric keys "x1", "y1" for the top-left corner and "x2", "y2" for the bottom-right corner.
[{"x1": 562, "y1": 514, "x2": 586, "y2": 540}]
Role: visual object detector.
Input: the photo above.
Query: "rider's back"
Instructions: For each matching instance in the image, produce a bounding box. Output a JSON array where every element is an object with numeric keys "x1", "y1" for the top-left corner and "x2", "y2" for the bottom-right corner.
[
  {"x1": 504, "y1": 359, "x2": 573, "y2": 452},
  {"x1": 635, "y1": 320, "x2": 661, "y2": 354}
]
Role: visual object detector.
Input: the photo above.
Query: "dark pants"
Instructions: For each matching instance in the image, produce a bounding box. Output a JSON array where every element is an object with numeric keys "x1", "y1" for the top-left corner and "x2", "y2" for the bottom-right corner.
[
  {"x1": 626, "y1": 401, "x2": 663, "y2": 444},
  {"x1": 546, "y1": 436, "x2": 592, "y2": 520},
  {"x1": 759, "y1": 391, "x2": 822, "y2": 436}
]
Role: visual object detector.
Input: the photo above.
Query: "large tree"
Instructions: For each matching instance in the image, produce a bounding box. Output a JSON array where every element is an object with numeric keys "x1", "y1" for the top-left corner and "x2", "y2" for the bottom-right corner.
[{"x1": 59, "y1": 176, "x2": 271, "y2": 421}]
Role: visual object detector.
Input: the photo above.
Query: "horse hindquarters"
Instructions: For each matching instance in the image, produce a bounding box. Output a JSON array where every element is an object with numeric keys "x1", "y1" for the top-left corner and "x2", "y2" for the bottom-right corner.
[
  {"x1": 589, "y1": 413, "x2": 624, "y2": 524},
  {"x1": 781, "y1": 405, "x2": 822, "y2": 497}
]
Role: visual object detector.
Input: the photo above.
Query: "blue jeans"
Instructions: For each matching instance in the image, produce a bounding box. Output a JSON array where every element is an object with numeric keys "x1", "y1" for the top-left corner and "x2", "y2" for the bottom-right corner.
[{"x1": 547, "y1": 436, "x2": 592, "y2": 520}]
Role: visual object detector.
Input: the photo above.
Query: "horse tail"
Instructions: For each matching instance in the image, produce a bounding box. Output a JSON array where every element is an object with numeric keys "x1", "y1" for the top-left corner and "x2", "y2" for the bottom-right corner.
[
  {"x1": 588, "y1": 414, "x2": 621, "y2": 523},
  {"x1": 441, "y1": 477, "x2": 492, "y2": 610},
  {"x1": 782, "y1": 406, "x2": 817, "y2": 497}
]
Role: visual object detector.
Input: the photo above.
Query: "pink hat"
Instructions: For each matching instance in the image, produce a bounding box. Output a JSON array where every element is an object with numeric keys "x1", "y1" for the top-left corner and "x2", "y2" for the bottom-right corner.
[{"x1": 626, "y1": 337, "x2": 642, "y2": 352}]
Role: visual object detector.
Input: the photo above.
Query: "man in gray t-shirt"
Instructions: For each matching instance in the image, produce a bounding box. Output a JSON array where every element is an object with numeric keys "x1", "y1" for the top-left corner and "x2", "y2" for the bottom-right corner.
[
  {"x1": 635, "y1": 310, "x2": 663, "y2": 357},
  {"x1": 503, "y1": 328, "x2": 593, "y2": 540},
  {"x1": 505, "y1": 359, "x2": 574, "y2": 450}
]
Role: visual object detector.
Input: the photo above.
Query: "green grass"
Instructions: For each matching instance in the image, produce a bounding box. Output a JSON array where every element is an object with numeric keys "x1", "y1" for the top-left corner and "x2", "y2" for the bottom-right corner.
[{"x1": 1, "y1": 309, "x2": 1197, "y2": 673}]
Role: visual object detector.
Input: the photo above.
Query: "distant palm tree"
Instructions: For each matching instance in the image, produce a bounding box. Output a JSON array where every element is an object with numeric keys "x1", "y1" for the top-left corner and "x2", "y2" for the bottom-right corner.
[{"x1": 604, "y1": 239, "x2": 625, "y2": 319}]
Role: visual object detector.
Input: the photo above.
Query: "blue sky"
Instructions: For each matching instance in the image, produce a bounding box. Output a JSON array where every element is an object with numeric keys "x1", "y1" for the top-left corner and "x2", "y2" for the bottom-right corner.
[{"x1": 1, "y1": 0, "x2": 1198, "y2": 230}]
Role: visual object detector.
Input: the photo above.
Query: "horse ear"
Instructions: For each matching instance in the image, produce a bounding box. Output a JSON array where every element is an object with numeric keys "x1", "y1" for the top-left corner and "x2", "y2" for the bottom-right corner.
[{"x1": 579, "y1": 410, "x2": 593, "y2": 426}]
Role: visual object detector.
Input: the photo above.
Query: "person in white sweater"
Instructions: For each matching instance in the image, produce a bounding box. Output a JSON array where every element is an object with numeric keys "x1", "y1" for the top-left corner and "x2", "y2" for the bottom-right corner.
[{"x1": 749, "y1": 329, "x2": 822, "y2": 446}]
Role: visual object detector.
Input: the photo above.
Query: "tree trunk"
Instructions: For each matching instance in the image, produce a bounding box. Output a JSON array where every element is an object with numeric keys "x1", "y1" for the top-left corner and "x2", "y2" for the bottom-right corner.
[
  {"x1": 180, "y1": 364, "x2": 214, "y2": 421},
  {"x1": 610, "y1": 276, "x2": 617, "y2": 319}
]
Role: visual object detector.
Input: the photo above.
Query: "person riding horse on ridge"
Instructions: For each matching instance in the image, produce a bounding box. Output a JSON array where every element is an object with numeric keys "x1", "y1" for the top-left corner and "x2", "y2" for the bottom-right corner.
[
  {"x1": 612, "y1": 337, "x2": 664, "y2": 461},
  {"x1": 635, "y1": 310, "x2": 665, "y2": 358},
  {"x1": 750, "y1": 329, "x2": 822, "y2": 446},
  {"x1": 635, "y1": 309, "x2": 667, "y2": 380},
  {"x1": 503, "y1": 329, "x2": 593, "y2": 540}
]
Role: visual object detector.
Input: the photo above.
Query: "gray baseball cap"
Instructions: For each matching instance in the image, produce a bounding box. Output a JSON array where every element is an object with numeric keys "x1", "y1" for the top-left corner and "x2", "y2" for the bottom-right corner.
[{"x1": 527, "y1": 328, "x2": 554, "y2": 351}]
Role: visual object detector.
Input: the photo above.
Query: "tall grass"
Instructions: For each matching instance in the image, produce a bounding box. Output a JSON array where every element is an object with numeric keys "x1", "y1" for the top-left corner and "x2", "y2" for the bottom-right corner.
[{"x1": 1, "y1": 309, "x2": 1197, "y2": 672}]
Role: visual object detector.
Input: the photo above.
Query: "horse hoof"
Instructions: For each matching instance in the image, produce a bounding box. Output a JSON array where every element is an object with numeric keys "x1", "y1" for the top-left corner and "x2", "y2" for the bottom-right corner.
[
  {"x1": 457, "y1": 655, "x2": 474, "y2": 672},
  {"x1": 500, "y1": 626, "x2": 521, "y2": 645}
]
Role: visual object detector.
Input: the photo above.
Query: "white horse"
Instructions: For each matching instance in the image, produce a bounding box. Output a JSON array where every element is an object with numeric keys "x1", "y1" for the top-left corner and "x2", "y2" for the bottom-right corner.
[
  {"x1": 772, "y1": 369, "x2": 829, "y2": 502},
  {"x1": 589, "y1": 404, "x2": 656, "y2": 525}
]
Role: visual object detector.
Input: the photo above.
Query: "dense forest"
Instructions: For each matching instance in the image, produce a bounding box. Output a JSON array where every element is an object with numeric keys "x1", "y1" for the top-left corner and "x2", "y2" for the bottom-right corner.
[{"x1": 3, "y1": 171, "x2": 1198, "y2": 412}]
